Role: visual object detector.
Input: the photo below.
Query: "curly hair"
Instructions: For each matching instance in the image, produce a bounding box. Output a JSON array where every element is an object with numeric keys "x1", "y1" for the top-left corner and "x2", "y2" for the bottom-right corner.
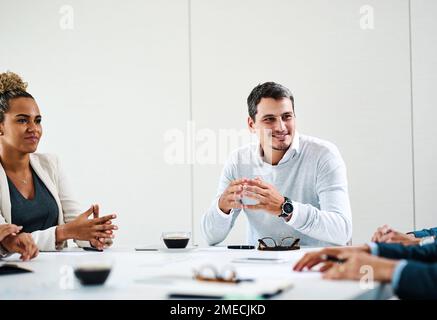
[{"x1": 0, "y1": 71, "x2": 34, "y2": 123}]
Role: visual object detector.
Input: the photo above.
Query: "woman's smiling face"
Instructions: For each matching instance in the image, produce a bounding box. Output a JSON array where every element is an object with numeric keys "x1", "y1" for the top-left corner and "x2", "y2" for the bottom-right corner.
[{"x1": 0, "y1": 97, "x2": 42, "y2": 154}]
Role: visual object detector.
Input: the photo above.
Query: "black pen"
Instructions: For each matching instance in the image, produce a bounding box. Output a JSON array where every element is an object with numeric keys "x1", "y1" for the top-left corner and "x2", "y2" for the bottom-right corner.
[
  {"x1": 321, "y1": 254, "x2": 347, "y2": 263},
  {"x1": 227, "y1": 245, "x2": 255, "y2": 249},
  {"x1": 168, "y1": 293, "x2": 223, "y2": 299},
  {"x1": 261, "y1": 283, "x2": 294, "y2": 299}
]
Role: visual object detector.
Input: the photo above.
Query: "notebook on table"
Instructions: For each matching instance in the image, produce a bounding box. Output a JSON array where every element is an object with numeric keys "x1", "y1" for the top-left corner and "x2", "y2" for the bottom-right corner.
[
  {"x1": 165, "y1": 277, "x2": 294, "y2": 299},
  {"x1": 0, "y1": 263, "x2": 33, "y2": 275}
]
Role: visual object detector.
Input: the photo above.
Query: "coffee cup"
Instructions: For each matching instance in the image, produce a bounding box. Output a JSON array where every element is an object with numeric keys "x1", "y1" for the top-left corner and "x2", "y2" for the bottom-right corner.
[
  {"x1": 161, "y1": 231, "x2": 191, "y2": 249},
  {"x1": 74, "y1": 263, "x2": 112, "y2": 285}
]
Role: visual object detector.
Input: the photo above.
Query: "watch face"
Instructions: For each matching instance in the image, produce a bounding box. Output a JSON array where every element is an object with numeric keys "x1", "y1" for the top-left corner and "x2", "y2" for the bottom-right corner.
[{"x1": 283, "y1": 202, "x2": 293, "y2": 214}]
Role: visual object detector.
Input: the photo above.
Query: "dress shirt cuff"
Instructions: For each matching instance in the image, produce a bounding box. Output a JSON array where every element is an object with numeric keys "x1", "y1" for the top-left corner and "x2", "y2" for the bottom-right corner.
[
  {"x1": 367, "y1": 242, "x2": 379, "y2": 256},
  {"x1": 391, "y1": 260, "x2": 408, "y2": 291},
  {"x1": 215, "y1": 199, "x2": 235, "y2": 220},
  {"x1": 286, "y1": 201, "x2": 302, "y2": 227}
]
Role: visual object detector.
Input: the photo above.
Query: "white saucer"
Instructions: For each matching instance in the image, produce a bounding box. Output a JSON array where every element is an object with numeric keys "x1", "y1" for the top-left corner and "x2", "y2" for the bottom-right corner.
[{"x1": 158, "y1": 247, "x2": 197, "y2": 253}]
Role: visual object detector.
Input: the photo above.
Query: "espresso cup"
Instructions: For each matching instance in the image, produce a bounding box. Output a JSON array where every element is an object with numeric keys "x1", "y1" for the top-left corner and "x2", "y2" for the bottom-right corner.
[
  {"x1": 161, "y1": 231, "x2": 191, "y2": 249},
  {"x1": 74, "y1": 263, "x2": 112, "y2": 285}
]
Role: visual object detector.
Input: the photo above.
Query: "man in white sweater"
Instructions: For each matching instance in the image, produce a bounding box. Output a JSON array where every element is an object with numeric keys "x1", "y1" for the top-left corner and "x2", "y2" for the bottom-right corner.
[{"x1": 201, "y1": 82, "x2": 352, "y2": 247}]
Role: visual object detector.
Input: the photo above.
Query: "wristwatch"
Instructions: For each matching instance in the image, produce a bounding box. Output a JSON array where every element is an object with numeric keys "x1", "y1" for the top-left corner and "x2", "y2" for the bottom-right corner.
[{"x1": 279, "y1": 197, "x2": 294, "y2": 219}]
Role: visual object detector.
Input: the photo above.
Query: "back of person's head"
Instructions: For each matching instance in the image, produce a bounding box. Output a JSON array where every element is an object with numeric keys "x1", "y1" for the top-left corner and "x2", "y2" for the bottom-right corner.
[
  {"x1": 247, "y1": 82, "x2": 294, "y2": 121},
  {"x1": 0, "y1": 71, "x2": 34, "y2": 122}
]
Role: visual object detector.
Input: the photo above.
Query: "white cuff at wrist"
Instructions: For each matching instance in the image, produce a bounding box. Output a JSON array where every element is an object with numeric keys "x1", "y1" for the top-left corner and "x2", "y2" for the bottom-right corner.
[{"x1": 419, "y1": 236, "x2": 435, "y2": 246}]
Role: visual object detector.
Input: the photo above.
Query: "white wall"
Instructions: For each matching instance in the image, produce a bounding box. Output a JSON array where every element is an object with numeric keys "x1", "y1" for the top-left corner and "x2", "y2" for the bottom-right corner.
[
  {"x1": 411, "y1": 0, "x2": 437, "y2": 230},
  {"x1": 0, "y1": 0, "x2": 192, "y2": 246},
  {"x1": 191, "y1": 0, "x2": 414, "y2": 245},
  {"x1": 0, "y1": 0, "x2": 434, "y2": 247}
]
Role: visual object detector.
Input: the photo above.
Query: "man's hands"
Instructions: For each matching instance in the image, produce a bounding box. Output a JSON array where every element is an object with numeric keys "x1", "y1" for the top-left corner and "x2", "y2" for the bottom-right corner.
[
  {"x1": 219, "y1": 177, "x2": 284, "y2": 216},
  {"x1": 293, "y1": 246, "x2": 397, "y2": 282},
  {"x1": 56, "y1": 204, "x2": 118, "y2": 248},
  {"x1": 371, "y1": 224, "x2": 420, "y2": 246},
  {"x1": 218, "y1": 179, "x2": 246, "y2": 214},
  {"x1": 1, "y1": 232, "x2": 39, "y2": 261},
  {"x1": 0, "y1": 224, "x2": 22, "y2": 242},
  {"x1": 241, "y1": 177, "x2": 284, "y2": 216}
]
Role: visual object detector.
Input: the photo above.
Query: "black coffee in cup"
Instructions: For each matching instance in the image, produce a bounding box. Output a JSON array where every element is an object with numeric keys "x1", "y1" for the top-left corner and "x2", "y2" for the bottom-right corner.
[
  {"x1": 74, "y1": 266, "x2": 111, "y2": 285},
  {"x1": 163, "y1": 237, "x2": 189, "y2": 249}
]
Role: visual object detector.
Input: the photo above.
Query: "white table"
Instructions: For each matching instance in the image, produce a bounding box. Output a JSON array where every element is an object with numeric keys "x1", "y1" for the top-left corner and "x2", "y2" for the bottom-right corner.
[{"x1": 0, "y1": 246, "x2": 393, "y2": 300}]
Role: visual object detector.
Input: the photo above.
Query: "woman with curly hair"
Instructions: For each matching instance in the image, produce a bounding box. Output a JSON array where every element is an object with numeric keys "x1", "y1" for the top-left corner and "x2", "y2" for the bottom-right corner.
[{"x1": 0, "y1": 71, "x2": 117, "y2": 258}]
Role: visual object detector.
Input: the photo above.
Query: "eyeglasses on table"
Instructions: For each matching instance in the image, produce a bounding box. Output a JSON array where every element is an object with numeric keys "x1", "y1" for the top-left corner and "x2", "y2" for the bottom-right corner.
[
  {"x1": 257, "y1": 237, "x2": 300, "y2": 251},
  {"x1": 192, "y1": 265, "x2": 253, "y2": 284}
]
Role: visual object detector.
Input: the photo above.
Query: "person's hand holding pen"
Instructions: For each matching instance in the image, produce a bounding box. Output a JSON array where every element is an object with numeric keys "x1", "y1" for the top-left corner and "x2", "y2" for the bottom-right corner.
[
  {"x1": 293, "y1": 246, "x2": 397, "y2": 282},
  {"x1": 293, "y1": 245, "x2": 371, "y2": 272},
  {"x1": 322, "y1": 251, "x2": 398, "y2": 282}
]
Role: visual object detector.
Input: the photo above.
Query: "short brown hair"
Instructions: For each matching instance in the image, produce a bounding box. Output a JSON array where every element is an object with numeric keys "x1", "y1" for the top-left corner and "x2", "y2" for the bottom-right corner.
[{"x1": 247, "y1": 82, "x2": 294, "y2": 121}]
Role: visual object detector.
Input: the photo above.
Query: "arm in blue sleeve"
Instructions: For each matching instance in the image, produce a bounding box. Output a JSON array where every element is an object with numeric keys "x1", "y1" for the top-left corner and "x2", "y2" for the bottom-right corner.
[
  {"x1": 391, "y1": 260, "x2": 407, "y2": 292},
  {"x1": 377, "y1": 241, "x2": 437, "y2": 262},
  {"x1": 413, "y1": 227, "x2": 437, "y2": 238},
  {"x1": 395, "y1": 261, "x2": 437, "y2": 299}
]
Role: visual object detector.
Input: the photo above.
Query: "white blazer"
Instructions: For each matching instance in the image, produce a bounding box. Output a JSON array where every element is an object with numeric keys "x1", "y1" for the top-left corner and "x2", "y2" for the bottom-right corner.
[{"x1": 0, "y1": 153, "x2": 88, "y2": 252}]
